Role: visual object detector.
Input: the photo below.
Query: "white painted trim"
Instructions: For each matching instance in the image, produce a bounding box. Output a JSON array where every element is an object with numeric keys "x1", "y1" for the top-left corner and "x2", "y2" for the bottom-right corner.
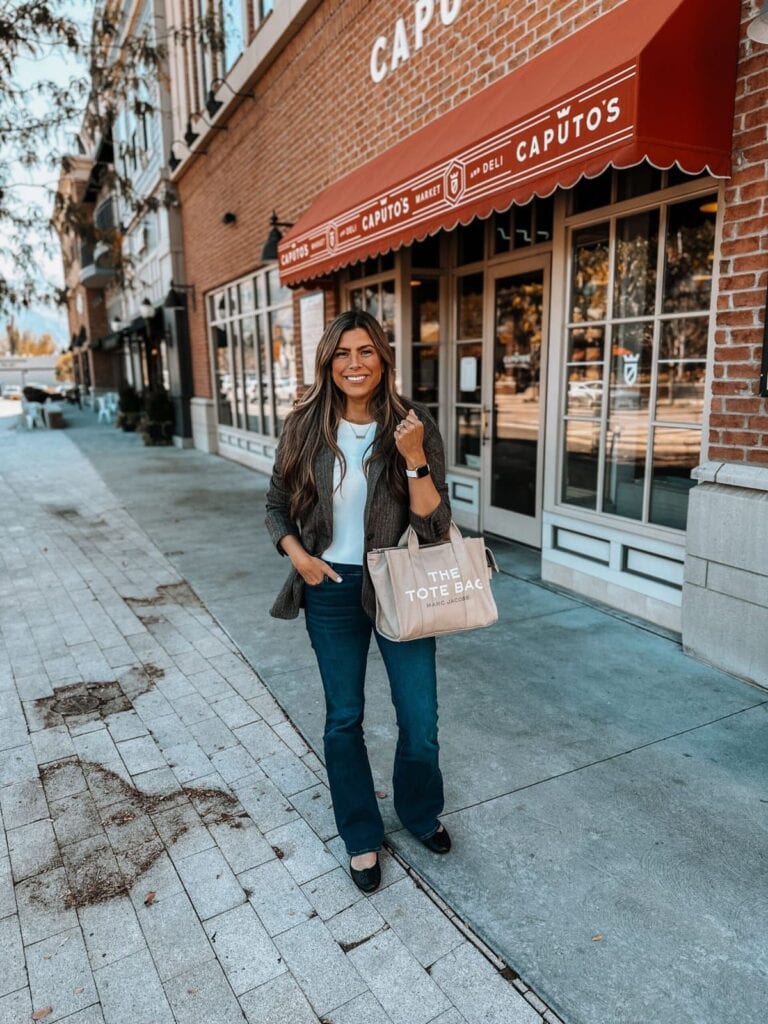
[{"x1": 542, "y1": 508, "x2": 685, "y2": 619}]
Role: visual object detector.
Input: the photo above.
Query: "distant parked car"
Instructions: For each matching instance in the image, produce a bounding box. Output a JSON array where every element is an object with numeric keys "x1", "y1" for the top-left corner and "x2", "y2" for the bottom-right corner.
[
  {"x1": 3, "y1": 384, "x2": 22, "y2": 400},
  {"x1": 568, "y1": 380, "x2": 603, "y2": 408}
]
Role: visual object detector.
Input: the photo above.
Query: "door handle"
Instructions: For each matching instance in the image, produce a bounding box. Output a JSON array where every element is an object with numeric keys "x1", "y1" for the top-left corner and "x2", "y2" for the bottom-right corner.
[{"x1": 481, "y1": 405, "x2": 491, "y2": 446}]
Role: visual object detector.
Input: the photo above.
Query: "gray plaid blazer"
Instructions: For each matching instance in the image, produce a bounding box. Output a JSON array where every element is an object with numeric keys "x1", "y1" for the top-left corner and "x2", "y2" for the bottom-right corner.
[{"x1": 265, "y1": 403, "x2": 452, "y2": 620}]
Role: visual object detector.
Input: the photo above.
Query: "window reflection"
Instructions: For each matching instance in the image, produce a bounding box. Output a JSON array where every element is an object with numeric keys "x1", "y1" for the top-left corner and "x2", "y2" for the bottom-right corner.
[
  {"x1": 213, "y1": 324, "x2": 235, "y2": 427},
  {"x1": 270, "y1": 306, "x2": 295, "y2": 435},
  {"x1": 241, "y1": 319, "x2": 259, "y2": 433},
  {"x1": 207, "y1": 270, "x2": 293, "y2": 438},
  {"x1": 413, "y1": 347, "x2": 439, "y2": 405},
  {"x1": 610, "y1": 322, "x2": 653, "y2": 412},
  {"x1": 614, "y1": 211, "x2": 659, "y2": 319},
  {"x1": 455, "y1": 407, "x2": 481, "y2": 469},
  {"x1": 602, "y1": 420, "x2": 646, "y2": 521},
  {"x1": 563, "y1": 187, "x2": 715, "y2": 531},
  {"x1": 571, "y1": 225, "x2": 609, "y2": 324},
  {"x1": 663, "y1": 197, "x2": 716, "y2": 313},
  {"x1": 411, "y1": 278, "x2": 439, "y2": 415},
  {"x1": 562, "y1": 419, "x2": 600, "y2": 509},
  {"x1": 649, "y1": 426, "x2": 701, "y2": 530},
  {"x1": 457, "y1": 219, "x2": 485, "y2": 265},
  {"x1": 381, "y1": 279, "x2": 396, "y2": 344},
  {"x1": 458, "y1": 273, "x2": 483, "y2": 338},
  {"x1": 349, "y1": 276, "x2": 397, "y2": 347}
]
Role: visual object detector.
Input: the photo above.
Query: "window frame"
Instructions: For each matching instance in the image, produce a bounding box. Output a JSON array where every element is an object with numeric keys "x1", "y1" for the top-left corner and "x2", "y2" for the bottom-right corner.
[
  {"x1": 556, "y1": 173, "x2": 720, "y2": 537},
  {"x1": 206, "y1": 265, "x2": 295, "y2": 440}
]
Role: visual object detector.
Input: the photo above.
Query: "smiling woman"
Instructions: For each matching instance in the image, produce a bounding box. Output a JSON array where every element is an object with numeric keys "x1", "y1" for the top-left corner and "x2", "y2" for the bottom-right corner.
[{"x1": 265, "y1": 309, "x2": 453, "y2": 894}]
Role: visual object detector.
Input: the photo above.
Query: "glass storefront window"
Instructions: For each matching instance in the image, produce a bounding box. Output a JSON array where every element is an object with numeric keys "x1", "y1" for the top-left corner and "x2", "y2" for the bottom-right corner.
[
  {"x1": 457, "y1": 219, "x2": 485, "y2": 265},
  {"x1": 663, "y1": 196, "x2": 716, "y2": 313},
  {"x1": 613, "y1": 211, "x2": 659, "y2": 320},
  {"x1": 411, "y1": 277, "x2": 440, "y2": 415},
  {"x1": 213, "y1": 324, "x2": 235, "y2": 427},
  {"x1": 562, "y1": 418, "x2": 600, "y2": 510},
  {"x1": 456, "y1": 342, "x2": 482, "y2": 404},
  {"x1": 412, "y1": 233, "x2": 441, "y2": 269},
  {"x1": 412, "y1": 278, "x2": 439, "y2": 343},
  {"x1": 561, "y1": 187, "x2": 716, "y2": 532},
  {"x1": 570, "y1": 168, "x2": 612, "y2": 215},
  {"x1": 207, "y1": 267, "x2": 294, "y2": 439},
  {"x1": 649, "y1": 426, "x2": 701, "y2": 530},
  {"x1": 455, "y1": 407, "x2": 481, "y2": 470},
  {"x1": 657, "y1": 317, "x2": 707, "y2": 422},
  {"x1": 381, "y1": 279, "x2": 395, "y2": 344},
  {"x1": 270, "y1": 305, "x2": 295, "y2": 435},
  {"x1": 570, "y1": 224, "x2": 609, "y2": 324},
  {"x1": 221, "y1": 0, "x2": 245, "y2": 72},
  {"x1": 492, "y1": 196, "x2": 554, "y2": 255},
  {"x1": 602, "y1": 422, "x2": 646, "y2": 521},
  {"x1": 241, "y1": 317, "x2": 259, "y2": 433},
  {"x1": 267, "y1": 268, "x2": 291, "y2": 307},
  {"x1": 615, "y1": 165, "x2": 662, "y2": 202},
  {"x1": 609, "y1": 322, "x2": 653, "y2": 412},
  {"x1": 458, "y1": 273, "x2": 483, "y2": 338}
]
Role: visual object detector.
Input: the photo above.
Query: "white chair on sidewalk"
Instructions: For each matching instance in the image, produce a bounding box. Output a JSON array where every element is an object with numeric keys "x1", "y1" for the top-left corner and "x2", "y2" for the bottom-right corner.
[
  {"x1": 96, "y1": 396, "x2": 114, "y2": 424},
  {"x1": 20, "y1": 397, "x2": 44, "y2": 429}
]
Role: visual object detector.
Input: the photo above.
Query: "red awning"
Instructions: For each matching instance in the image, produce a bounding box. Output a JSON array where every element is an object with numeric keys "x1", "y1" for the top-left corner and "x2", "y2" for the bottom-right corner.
[{"x1": 279, "y1": 0, "x2": 739, "y2": 286}]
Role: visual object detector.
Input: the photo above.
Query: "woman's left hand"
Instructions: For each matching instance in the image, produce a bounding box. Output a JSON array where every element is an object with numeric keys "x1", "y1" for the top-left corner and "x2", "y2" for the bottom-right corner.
[{"x1": 394, "y1": 408, "x2": 427, "y2": 467}]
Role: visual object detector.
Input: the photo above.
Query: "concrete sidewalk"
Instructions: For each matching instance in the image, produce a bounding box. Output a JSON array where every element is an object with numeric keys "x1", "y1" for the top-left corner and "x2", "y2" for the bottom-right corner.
[
  {"x1": 0, "y1": 408, "x2": 556, "y2": 1024},
  {"x1": 4, "y1": 405, "x2": 768, "y2": 1024}
]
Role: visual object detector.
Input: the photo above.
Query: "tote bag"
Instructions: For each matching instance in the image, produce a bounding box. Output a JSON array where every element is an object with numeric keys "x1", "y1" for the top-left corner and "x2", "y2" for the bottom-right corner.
[{"x1": 367, "y1": 522, "x2": 499, "y2": 642}]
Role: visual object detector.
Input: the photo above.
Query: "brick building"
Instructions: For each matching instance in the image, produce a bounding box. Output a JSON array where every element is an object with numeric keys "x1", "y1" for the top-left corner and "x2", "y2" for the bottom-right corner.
[{"x1": 165, "y1": 0, "x2": 766, "y2": 684}]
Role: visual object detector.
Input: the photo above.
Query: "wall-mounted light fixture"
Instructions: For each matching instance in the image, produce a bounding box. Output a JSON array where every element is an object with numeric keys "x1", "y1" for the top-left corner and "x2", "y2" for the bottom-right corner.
[
  {"x1": 184, "y1": 119, "x2": 200, "y2": 148},
  {"x1": 139, "y1": 297, "x2": 155, "y2": 320},
  {"x1": 261, "y1": 211, "x2": 293, "y2": 262},
  {"x1": 163, "y1": 280, "x2": 196, "y2": 311},
  {"x1": 109, "y1": 316, "x2": 123, "y2": 333},
  {"x1": 205, "y1": 77, "x2": 255, "y2": 119},
  {"x1": 167, "y1": 138, "x2": 207, "y2": 172},
  {"x1": 748, "y1": 1, "x2": 768, "y2": 42}
]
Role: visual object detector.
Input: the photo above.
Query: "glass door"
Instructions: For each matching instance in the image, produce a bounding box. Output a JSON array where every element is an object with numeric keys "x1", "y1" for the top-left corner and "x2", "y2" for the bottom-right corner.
[{"x1": 481, "y1": 256, "x2": 550, "y2": 545}]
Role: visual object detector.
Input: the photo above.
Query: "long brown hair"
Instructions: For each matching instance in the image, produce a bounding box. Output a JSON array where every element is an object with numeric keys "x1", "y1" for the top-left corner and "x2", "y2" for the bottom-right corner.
[{"x1": 279, "y1": 310, "x2": 409, "y2": 523}]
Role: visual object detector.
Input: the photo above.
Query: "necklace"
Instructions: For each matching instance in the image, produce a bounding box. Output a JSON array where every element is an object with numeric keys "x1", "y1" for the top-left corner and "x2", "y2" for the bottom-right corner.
[{"x1": 344, "y1": 419, "x2": 374, "y2": 441}]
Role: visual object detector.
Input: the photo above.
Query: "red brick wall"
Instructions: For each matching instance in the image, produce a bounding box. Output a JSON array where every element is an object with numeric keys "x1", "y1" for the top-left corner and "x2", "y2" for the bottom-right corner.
[
  {"x1": 177, "y1": 0, "x2": 628, "y2": 397},
  {"x1": 710, "y1": 1, "x2": 768, "y2": 467}
]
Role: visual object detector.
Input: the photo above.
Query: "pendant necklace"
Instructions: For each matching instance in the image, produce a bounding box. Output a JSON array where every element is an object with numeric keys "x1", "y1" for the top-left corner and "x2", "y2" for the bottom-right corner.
[{"x1": 346, "y1": 419, "x2": 374, "y2": 441}]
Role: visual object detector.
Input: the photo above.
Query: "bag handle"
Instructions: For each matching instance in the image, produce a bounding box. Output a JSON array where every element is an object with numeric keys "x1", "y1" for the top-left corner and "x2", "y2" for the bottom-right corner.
[{"x1": 404, "y1": 521, "x2": 472, "y2": 576}]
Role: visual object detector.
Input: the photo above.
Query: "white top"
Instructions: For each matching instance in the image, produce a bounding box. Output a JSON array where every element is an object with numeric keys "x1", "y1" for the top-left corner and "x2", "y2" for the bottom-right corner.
[{"x1": 321, "y1": 419, "x2": 376, "y2": 565}]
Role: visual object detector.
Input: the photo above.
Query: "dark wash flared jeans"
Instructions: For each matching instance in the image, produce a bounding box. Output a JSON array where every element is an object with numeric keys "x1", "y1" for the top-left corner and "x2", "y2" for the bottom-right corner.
[{"x1": 304, "y1": 563, "x2": 444, "y2": 857}]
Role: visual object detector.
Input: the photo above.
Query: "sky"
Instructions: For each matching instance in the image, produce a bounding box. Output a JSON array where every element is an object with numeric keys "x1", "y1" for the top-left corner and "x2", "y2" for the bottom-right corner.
[{"x1": 2, "y1": 3, "x2": 93, "y2": 347}]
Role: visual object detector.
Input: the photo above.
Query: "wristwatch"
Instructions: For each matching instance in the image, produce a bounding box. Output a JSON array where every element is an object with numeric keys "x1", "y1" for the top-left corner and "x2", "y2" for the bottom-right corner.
[{"x1": 405, "y1": 463, "x2": 431, "y2": 479}]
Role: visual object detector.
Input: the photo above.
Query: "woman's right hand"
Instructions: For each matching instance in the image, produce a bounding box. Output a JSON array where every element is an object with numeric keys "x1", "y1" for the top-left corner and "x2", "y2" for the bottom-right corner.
[{"x1": 292, "y1": 553, "x2": 342, "y2": 586}]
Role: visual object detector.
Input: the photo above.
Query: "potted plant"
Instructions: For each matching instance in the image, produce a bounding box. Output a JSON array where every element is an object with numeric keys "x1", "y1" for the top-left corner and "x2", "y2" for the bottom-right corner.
[
  {"x1": 116, "y1": 385, "x2": 142, "y2": 431},
  {"x1": 141, "y1": 388, "x2": 175, "y2": 445}
]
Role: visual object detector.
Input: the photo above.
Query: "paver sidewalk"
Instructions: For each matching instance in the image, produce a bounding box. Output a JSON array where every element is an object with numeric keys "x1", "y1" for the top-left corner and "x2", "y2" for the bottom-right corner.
[{"x1": 0, "y1": 418, "x2": 555, "y2": 1024}]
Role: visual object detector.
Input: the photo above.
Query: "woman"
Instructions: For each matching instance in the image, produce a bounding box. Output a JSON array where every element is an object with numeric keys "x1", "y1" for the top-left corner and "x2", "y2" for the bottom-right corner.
[{"x1": 265, "y1": 309, "x2": 452, "y2": 894}]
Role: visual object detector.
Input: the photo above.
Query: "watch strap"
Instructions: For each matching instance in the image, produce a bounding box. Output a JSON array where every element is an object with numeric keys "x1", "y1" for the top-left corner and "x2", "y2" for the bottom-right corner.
[{"x1": 405, "y1": 463, "x2": 431, "y2": 479}]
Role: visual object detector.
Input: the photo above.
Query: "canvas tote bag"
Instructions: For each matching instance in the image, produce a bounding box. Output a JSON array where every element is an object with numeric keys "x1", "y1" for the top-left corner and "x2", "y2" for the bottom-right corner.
[{"x1": 367, "y1": 522, "x2": 499, "y2": 642}]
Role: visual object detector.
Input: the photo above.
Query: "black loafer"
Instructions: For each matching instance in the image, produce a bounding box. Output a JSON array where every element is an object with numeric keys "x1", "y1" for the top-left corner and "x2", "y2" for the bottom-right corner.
[
  {"x1": 350, "y1": 856, "x2": 381, "y2": 894},
  {"x1": 421, "y1": 824, "x2": 451, "y2": 854}
]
